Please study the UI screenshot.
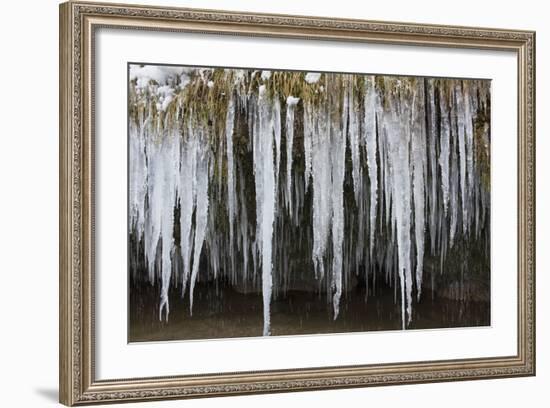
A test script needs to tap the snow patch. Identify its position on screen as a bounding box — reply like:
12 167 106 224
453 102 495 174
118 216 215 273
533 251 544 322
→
305 72 321 84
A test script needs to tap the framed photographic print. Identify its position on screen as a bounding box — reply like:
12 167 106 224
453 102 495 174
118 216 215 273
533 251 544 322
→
59 1 536 405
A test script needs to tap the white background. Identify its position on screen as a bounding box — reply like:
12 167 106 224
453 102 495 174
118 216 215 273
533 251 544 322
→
96 28 517 379
0 0 546 407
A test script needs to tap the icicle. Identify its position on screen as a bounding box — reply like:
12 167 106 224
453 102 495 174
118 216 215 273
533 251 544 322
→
383 79 413 328
129 116 149 239
411 81 427 301
179 134 197 297
285 96 300 216
348 81 361 202
378 110 392 231
303 104 313 190
449 101 459 247
305 75 349 318
439 84 451 214
273 96 282 188
364 76 378 255
310 101 331 281
159 131 179 321
330 76 346 319
226 94 237 257
427 80 438 255
189 144 210 314
253 85 277 336
144 138 164 283
455 84 468 234
248 96 256 152
239 167 250 282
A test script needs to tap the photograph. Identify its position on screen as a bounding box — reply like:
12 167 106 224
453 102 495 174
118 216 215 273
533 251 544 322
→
56 2 536 404
127 64 491 342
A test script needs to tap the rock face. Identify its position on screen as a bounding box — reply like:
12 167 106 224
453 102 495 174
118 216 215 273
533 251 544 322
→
439 281 489 303
129 65 491 334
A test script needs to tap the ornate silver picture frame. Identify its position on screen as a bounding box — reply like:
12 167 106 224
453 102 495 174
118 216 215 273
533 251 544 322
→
59 1 535 405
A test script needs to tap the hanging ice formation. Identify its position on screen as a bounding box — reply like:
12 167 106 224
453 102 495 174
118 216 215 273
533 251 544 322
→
252 84 279 336
129 65 491 333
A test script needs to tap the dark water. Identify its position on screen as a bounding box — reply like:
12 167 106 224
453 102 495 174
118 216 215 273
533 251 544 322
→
129 279 490 342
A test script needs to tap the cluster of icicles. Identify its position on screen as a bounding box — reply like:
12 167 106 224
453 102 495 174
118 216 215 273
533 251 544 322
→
129 65 490 334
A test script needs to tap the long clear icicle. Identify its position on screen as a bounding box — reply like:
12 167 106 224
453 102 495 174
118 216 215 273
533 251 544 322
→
179 135 197 297
427 80 438 256
411 81 427 300
455 84 468 234
439 83 451 215
303 104 313 191
364 76 378 255
330 77 347 319
226 94 237 260
189 142 210 314
158 131 179 321
285 96 300 215
254 86 277 335
129 117 148 239
382 78 414 328
310 100 331 281
273 97 282 188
